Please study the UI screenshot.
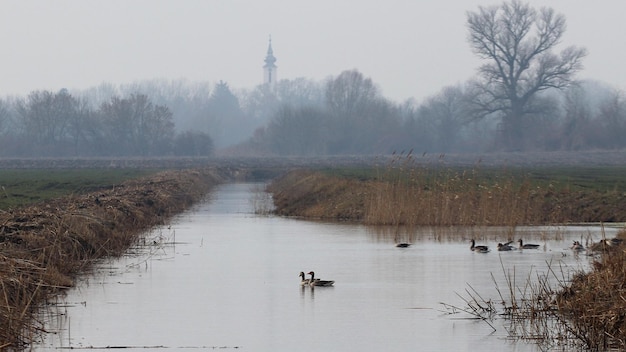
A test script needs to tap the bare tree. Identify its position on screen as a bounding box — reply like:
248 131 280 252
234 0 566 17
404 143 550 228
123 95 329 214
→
99 94 174 156
466 0 586 150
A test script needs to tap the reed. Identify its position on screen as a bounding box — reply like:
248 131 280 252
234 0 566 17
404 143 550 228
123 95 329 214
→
0 169 224 349
268 153 622 226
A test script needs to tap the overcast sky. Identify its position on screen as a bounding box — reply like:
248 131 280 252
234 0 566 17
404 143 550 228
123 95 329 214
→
0 1 623 102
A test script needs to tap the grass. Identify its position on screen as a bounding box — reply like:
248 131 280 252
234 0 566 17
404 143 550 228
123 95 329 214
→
0 169 158 210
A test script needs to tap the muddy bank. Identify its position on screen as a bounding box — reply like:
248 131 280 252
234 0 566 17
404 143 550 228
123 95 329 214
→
0 168 230 349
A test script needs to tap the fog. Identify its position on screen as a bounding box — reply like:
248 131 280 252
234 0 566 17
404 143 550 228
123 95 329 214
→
0 1 625 157
0 1 624 102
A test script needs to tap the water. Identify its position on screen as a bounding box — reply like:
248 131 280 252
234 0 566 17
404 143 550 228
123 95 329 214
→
33 183 620 351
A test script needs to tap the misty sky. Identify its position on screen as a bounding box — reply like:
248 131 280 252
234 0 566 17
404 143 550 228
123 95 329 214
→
1 1 624 102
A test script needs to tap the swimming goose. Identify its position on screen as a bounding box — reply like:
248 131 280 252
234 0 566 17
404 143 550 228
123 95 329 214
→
517 239 540 249
571 241 585 251
604 238 624 246
497 242 515 251
470 239 489 253
299 271 312 286
307 271 335 287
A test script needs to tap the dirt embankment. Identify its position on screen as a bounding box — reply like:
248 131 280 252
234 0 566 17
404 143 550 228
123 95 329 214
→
0 168 231 349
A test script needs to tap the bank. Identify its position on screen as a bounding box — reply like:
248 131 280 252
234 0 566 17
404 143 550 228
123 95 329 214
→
0 168 234 349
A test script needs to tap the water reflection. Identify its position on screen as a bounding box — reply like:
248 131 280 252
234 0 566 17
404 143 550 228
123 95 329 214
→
32 183 621 351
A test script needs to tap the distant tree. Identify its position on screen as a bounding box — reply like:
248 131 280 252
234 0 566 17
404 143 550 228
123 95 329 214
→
324 70 389 153
0 98 9 135
14 89 82 155
173 130 214 156
266 106 329 155
560 85 593 150
99 94 174 156
595 90 626 149
466 0 586 150
325 70 379 118
418 86 471 152
207 81 251 148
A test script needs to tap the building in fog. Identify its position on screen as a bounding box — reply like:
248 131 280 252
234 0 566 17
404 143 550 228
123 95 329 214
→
263 37 277 85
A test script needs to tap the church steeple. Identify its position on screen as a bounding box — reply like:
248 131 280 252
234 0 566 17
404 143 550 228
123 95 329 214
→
263 36 277 85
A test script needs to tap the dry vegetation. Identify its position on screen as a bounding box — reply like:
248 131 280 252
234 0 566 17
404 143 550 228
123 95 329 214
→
555 232 626 350
0 168 228 349
269 169 626 226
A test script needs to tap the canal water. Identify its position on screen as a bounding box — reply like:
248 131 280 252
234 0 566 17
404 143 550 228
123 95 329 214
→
33 183 620 351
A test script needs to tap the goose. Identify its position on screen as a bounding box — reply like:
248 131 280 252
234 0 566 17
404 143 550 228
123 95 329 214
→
517 239 540 249
604 238 624 246
307 271 334 287
571 241 585 251
299 271 312 286
470 239 489 253
497 242 515 251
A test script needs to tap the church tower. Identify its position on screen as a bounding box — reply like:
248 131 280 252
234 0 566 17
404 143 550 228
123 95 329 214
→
263 37 277 85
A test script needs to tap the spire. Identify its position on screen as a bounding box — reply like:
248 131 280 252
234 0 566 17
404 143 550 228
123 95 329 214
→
263 35 277 84
264 36 277 67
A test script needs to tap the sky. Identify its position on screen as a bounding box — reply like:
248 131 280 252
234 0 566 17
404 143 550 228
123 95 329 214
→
0 1 624 103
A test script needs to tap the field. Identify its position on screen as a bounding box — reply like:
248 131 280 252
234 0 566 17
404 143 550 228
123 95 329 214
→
0 169 157 210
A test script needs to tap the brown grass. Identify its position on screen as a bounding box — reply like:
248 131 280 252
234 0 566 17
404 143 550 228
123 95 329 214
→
0 168 226 349
268 167 625 226
555 229 626 350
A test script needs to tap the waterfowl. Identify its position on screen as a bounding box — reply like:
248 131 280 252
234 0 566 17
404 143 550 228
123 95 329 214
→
470 239 489 253
299 271 311 286
571 241 585 251
497 242 515 251
604 238 624 246
517 239 540 249
396 243 411 248
307 271 334 287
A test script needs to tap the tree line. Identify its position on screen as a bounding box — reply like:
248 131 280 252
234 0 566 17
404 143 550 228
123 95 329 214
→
0 89 213 157
0 1 625 157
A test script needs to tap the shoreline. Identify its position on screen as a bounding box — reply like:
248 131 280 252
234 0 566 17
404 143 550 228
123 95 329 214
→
0 168 231 349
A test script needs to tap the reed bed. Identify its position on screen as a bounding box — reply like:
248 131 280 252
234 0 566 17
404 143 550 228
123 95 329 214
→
268 152 625 226
0 169 225 349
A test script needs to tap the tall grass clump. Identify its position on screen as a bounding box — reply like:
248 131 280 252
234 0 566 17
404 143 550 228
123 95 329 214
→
364 151 550 227
268 153 625 226
0 169 225 349
554 229 626 350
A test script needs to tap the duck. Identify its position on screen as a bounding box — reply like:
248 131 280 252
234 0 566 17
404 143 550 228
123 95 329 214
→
395 243 411 248
497 242 515 251
517 239 540 249
299 271 312 286
470 239 489 253
307 271 334 287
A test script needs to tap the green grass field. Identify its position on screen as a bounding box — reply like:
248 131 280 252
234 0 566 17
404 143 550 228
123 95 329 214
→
0 169 157 210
